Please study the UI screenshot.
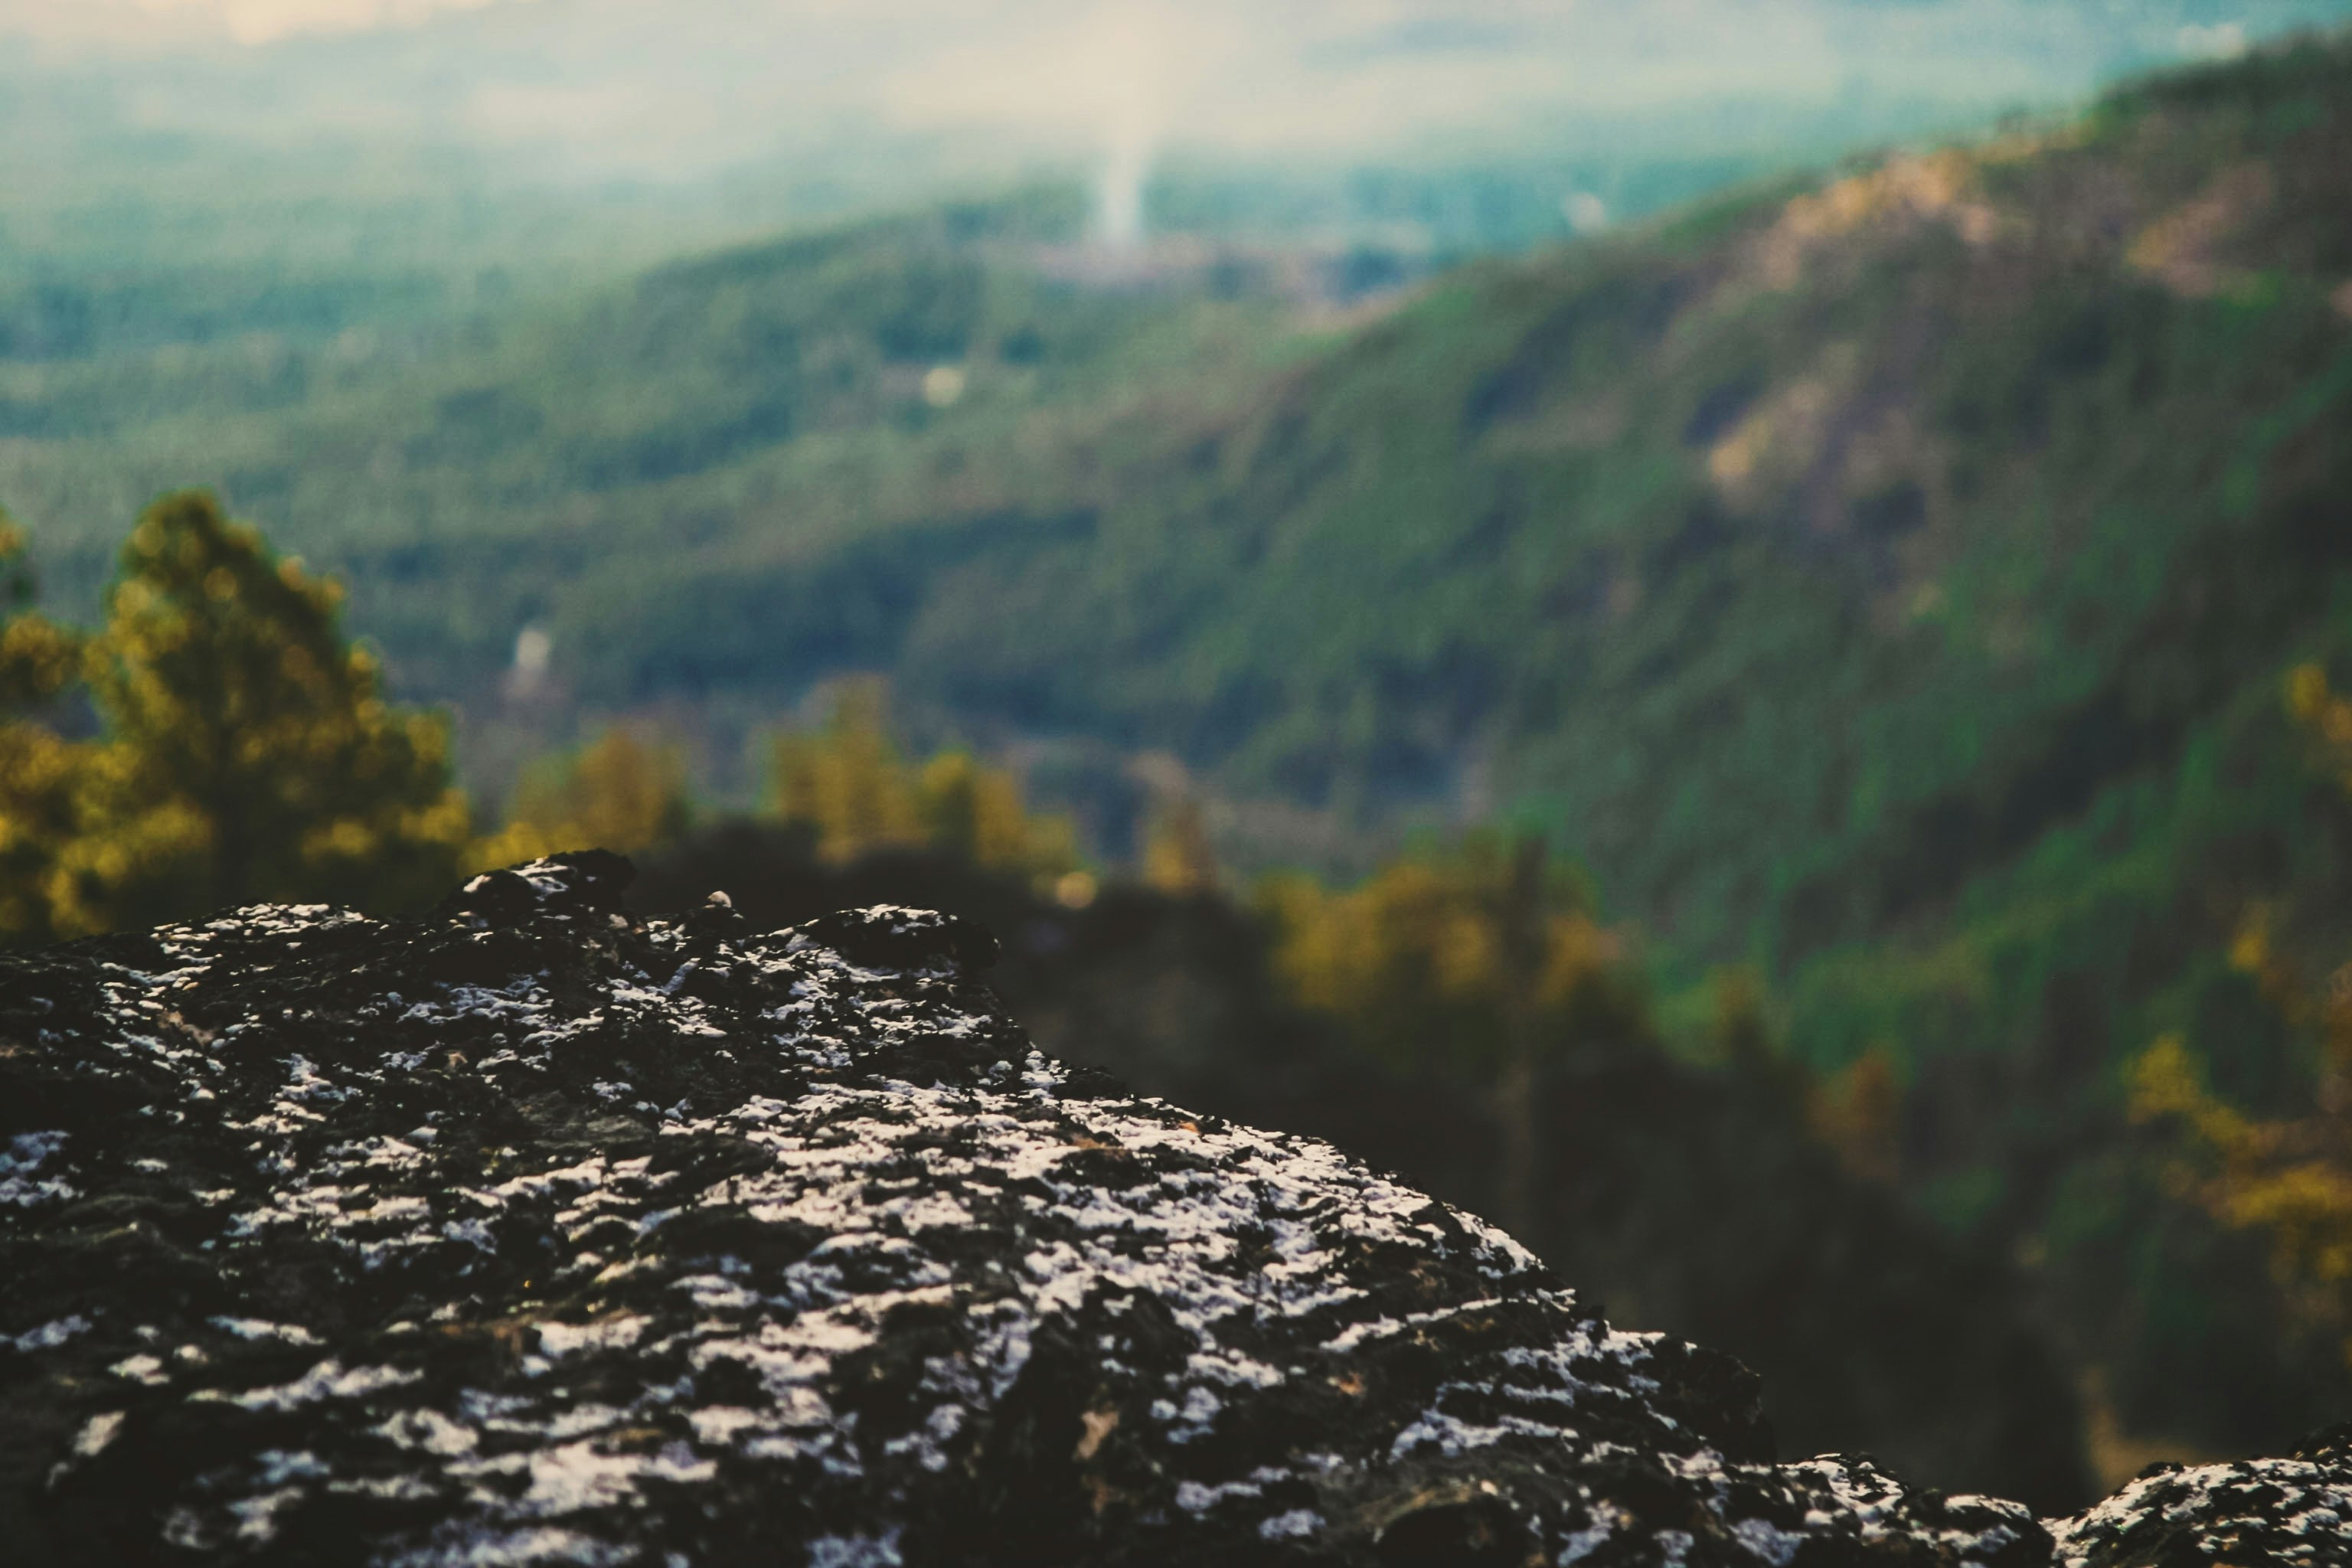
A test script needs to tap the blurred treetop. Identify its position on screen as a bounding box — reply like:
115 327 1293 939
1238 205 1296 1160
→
0 492 468 939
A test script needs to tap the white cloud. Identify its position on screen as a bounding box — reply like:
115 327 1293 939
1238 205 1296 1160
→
2176 21 2249 61
127 0 517 44
0 0 525 44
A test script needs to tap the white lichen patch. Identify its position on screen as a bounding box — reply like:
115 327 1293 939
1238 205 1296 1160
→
1 1129 77 1207
2048 1452 2352 1568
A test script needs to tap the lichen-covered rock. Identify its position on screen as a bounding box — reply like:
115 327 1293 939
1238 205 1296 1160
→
2049 1426 2352 1567
0 854 2334 1565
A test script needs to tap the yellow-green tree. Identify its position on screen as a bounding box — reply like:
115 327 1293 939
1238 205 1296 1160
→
770 680 926 860
50 492 469 933
0 514 90 942
1259 834 1648 1234
1141 795 1220 896
472 727 691 869
2128 662 2352 1361
767 681 1077 878
1809 1044 1905 1184
2131 1035 2352 1318
918 748 1073 871
1259 835 1643 1068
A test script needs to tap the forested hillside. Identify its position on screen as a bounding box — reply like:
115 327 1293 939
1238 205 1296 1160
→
8 30 2352 1460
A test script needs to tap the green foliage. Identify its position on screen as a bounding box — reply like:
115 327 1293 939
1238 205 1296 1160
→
1142 795 1221 897
66 492 470 929
766 680 1079 882
0 514 89 942
2128 663 2352 1365
0 493 469 937
1258 835 1650 1075
472 727 692 869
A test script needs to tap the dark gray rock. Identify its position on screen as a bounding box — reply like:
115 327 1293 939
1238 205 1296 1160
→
626 828 2099 1510
2049 1426 2352 1566
0 854 2337 1564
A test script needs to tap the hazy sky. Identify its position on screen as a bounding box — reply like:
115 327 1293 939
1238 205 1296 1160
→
0 0 2318 57
5 2 2346 189
15 0 514 44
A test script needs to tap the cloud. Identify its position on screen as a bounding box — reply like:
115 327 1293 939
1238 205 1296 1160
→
129 0 516 44
2176 21 2249 61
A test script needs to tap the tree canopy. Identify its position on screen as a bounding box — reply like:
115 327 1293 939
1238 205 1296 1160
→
2132 662 2352 1367
768 679 1079 883
471 727 691 870
0 514 89 942
0 492 469 937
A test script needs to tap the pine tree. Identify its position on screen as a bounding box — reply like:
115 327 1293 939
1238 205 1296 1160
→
1258 835 1650 1239
917 750 1025 868
1141 795 1220 896
769 679 925 861
472 726 691 867
51 492 469 932
1257 834 1647 1073
0 512 89 942
2128 662 2352 1363
916 748 1078 877
765 680 1078 878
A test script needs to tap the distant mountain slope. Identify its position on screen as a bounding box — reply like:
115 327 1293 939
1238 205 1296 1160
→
0 187 1291 680
1060 34 2352 1447
954 35 2352 1439
612 32 2352 1449
5 40 2344 910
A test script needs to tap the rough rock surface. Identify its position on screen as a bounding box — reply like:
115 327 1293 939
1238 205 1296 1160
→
2049 1425 2352 1567
0 853 2341 1565
630 828 2099 1510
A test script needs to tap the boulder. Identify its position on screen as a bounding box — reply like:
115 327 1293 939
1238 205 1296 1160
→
629 827 2097 1508
0 854 2338 1564
2049 1427 2352 1567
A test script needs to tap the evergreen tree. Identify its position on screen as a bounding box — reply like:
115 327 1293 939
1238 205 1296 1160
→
1259 834 1651 1237
51 492 468 932
2128 661 2352 1361
1257 834 1648 1073
916 748 1076 876
770 680 925 861
0 513 89 942
766 680 1077 878
1141 795 1220 896
472 726 691 867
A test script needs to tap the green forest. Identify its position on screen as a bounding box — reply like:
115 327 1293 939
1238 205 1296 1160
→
8 25 2352 1508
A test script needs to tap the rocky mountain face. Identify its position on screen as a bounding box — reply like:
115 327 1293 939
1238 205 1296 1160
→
0 853 2343 1565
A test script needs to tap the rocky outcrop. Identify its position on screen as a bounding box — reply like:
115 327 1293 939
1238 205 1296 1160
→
630 827 2097 1510
0 854 2341 1564
2049 1426 2352 1567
